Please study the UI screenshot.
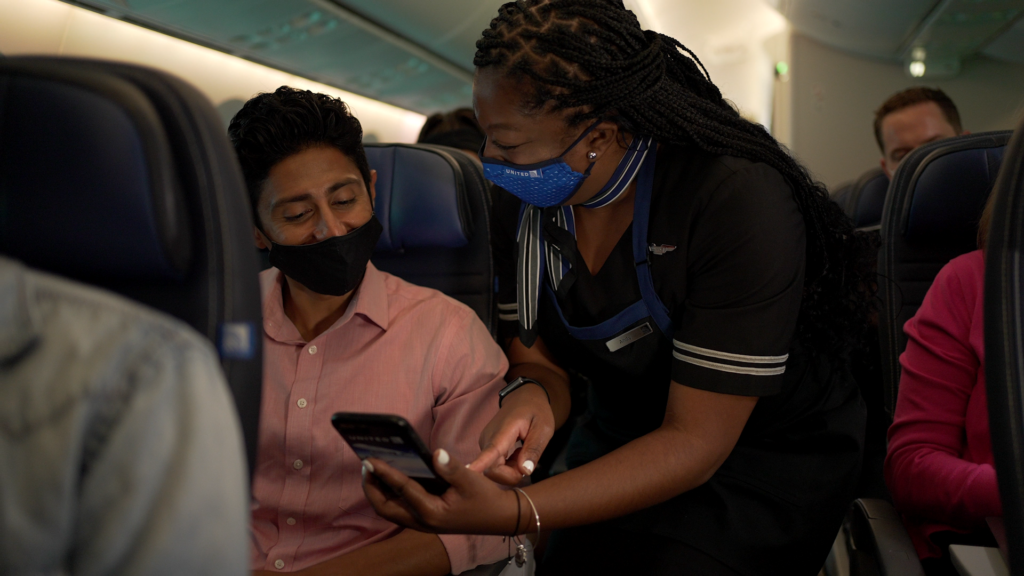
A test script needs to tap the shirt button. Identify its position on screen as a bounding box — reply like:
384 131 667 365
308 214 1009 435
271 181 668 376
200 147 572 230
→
297 398 307 409
286 517 296 525
274 559 285 569
308 345 317 355
293 459 304 470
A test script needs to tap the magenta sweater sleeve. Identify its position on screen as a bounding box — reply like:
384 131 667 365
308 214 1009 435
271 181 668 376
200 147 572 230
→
884 253 1001 529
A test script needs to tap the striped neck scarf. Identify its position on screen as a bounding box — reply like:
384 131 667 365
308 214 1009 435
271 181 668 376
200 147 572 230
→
515 135 654 346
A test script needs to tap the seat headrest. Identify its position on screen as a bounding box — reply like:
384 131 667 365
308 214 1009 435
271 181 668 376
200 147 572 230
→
852 168 889 229
0 59 190 282
896 132 1009 247
365 144 472 253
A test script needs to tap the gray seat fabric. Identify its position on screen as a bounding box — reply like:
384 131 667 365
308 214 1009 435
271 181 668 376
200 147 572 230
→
0 57 263 476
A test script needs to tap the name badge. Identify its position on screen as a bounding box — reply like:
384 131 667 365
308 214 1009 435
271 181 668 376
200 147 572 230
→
605 322 654 352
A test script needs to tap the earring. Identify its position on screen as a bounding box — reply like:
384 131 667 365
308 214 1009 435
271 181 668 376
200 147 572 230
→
587 151 598 160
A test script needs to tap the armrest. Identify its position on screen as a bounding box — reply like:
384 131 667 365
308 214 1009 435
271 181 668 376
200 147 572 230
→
844 498 925 576
948 545 1009 576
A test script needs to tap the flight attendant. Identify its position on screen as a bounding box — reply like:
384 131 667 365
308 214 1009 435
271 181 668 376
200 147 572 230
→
363 1 873 573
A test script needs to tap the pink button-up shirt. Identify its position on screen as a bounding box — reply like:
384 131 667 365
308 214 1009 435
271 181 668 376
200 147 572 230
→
251 263 509 574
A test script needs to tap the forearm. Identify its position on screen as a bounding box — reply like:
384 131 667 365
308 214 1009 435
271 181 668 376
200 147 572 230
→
505 362 571 429
516 424 720 531
886 448 1002 525
293 530 451 576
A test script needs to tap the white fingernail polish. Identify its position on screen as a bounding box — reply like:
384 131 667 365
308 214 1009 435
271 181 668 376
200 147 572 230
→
362 459 375 473
523 460 535 474
437 449 450 466
361 464 367 478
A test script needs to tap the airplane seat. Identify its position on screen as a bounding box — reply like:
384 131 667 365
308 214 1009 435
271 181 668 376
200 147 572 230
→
878 131 1010 420
837 131 1011 576
832 168 889 231
366 143 495 336
0 57 263 476
984 116 1024 575
830 180 855 213
849 168 890 231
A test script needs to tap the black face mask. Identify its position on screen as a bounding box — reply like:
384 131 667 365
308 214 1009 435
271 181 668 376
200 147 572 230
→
267 215 383 296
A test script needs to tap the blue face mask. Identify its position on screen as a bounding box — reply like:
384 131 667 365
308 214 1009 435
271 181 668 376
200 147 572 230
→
480 121 601 207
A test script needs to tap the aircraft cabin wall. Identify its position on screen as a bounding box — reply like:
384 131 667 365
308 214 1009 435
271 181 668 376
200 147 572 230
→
3 0 1024 195
784 32 1024 191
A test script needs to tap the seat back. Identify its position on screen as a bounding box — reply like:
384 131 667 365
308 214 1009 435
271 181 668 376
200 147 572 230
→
985 117 1024 575
878 131 1011 419
830 181 855 213
851 168 890 230
0 57 263 475
367 143 494 335
833 168 889 230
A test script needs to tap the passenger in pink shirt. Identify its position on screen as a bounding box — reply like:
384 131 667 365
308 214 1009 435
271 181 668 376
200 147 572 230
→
228 87 512 575
885 194 1001 573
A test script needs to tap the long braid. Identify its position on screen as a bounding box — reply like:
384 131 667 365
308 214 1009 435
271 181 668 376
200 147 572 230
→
476 0 877 362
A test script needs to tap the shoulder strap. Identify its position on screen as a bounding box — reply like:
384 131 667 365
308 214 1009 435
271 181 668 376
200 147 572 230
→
631 152 675 339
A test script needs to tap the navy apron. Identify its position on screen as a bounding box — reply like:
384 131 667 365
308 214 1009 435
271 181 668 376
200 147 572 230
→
525 151 864 575
530 152 677 461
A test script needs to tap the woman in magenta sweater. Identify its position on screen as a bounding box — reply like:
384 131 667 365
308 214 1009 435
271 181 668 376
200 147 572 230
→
885 194 1001 574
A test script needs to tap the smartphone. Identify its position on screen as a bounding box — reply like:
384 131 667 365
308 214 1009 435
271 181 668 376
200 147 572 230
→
330 412 450 495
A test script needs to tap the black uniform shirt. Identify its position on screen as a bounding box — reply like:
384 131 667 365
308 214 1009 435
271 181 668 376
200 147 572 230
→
492 142 865 573
495 141 812 425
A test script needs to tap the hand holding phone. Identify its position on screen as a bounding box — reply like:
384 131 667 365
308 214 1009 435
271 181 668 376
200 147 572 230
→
331 412 450 495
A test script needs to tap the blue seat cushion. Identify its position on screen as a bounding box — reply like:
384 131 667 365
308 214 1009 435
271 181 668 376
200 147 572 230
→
905 146 1005 245
0 67 190 282
367 145 471 253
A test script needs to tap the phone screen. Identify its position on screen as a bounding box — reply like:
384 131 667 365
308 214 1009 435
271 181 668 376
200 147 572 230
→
331 413 446 494
346 435 435 479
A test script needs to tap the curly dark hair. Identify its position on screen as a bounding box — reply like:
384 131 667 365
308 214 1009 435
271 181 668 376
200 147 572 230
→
227 86 372 227
475 0 877 363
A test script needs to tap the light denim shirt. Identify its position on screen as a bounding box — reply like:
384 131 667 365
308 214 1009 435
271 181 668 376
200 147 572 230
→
0 256 249 575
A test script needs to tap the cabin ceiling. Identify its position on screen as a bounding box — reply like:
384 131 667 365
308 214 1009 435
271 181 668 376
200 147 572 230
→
773 0 1024 67
63 0 504 114
60 0 1024 114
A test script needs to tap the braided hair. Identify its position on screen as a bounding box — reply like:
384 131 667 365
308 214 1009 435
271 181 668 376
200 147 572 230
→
476 0 877 363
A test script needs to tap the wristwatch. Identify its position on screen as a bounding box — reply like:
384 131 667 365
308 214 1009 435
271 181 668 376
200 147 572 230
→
498 376 551 407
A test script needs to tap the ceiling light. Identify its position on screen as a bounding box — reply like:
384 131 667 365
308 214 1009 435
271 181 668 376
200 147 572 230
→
909 61 926 77
911 46 927 61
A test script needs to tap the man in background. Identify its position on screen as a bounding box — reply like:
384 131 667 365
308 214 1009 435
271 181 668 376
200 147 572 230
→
874 87 966 179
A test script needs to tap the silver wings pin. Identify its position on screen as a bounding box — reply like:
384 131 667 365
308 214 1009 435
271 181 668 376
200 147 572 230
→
648 244 677 256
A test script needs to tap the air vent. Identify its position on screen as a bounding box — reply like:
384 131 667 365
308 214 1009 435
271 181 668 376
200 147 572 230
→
61 0 474 113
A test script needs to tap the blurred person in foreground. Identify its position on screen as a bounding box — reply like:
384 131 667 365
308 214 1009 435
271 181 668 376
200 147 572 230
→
0 256 249 575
